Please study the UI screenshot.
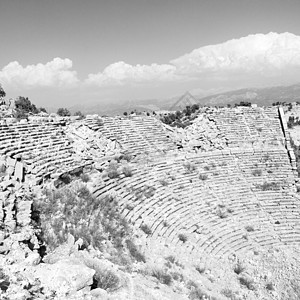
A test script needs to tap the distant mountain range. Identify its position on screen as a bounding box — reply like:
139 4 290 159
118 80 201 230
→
63 82 300 116
197 83 300 107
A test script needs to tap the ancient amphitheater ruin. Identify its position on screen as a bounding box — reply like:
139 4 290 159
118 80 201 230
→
1 101 300 299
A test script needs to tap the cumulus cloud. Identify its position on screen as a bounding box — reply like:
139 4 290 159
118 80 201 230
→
0 58 79 88
171 32 300 76
85 61 177 86
2 32 300 90
86 32 300 86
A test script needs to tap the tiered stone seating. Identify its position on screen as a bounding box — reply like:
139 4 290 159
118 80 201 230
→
93 145 299 259
191 106 286 149
97 116 177 156
0 122 83 182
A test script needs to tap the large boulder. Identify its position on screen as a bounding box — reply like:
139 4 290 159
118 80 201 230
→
30 258 95 293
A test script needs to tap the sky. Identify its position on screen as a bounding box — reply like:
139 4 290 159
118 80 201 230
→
1 0 300 109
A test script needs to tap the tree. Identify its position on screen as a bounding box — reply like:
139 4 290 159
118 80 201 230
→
39 107 48 113
15 96 39 114
123 112 128 116
57 108 71 117
74 111 84 117
0 84 6 98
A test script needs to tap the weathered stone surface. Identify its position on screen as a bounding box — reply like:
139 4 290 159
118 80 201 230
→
14 161 24 182
90 287 108 299
24 252 40 266
16 200 32 226
31 258 95 292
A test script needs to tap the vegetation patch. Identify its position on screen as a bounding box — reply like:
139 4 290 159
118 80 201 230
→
252 169 262 176
221 288 240 300
93 268 120 292
107 161 120 179
234 261 245 275
256 181 280 191
195 265 206 274
151 269 172 285
184 162 197 173
33 185 131 252
178 233 188 243
125 240 146 263
80 173 91 182
140 224 152 235
245 225 255 232
199 174 208 181
239 276 256 290
122 165 133 177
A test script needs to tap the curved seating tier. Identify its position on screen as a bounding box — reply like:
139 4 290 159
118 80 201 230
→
97 116 177 155
0 122 84 181
188 107 286 150
93 148 299 259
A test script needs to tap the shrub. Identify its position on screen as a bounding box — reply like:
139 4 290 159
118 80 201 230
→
0 268 10 292
93 269 120 291
178 233 188 243
195 265 206 274
151 269 172 285
170 271 184 282
245 225 255 232
256 181 280 191
140 224 152 235
122 165 133 177
221 288 240 300
80 173 91 182
59 173 72 185
188 286 209 300
184 162 197 173
163 220 169 227
107 161 119 179
252 169 262 176
143 186 156 198
159 179 169 186
266 283 275 291
0 164 6 175
216 208 228 219
57 107 71 117
125 239 146 263
227 207 234 213
74 111 84 118
107 169 119 179
199 174 208 181
125 203 134 211
239 276 256 290
122 153 133 162
165 256 176 264
234 261 245 275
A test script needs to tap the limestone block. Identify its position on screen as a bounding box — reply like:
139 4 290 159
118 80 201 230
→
16 200 32 226
14 161 24 182
32 258 95 292
24 252 41 266
90 288 108 299
1 179 15 190
7 157 16 168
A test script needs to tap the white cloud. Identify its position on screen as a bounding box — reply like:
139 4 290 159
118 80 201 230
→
171 32 300 75
86 32 300 87
0 58 79 88
85 61 177 86
2 32 300 90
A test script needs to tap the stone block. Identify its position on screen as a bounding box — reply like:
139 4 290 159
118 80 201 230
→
14 161 24 182
32 258 95 292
